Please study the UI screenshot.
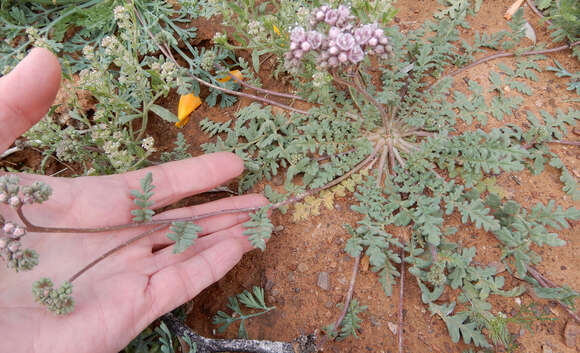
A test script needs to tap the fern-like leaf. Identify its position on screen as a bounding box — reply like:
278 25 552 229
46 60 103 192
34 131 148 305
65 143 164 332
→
130 172 155 222
167 221 201 253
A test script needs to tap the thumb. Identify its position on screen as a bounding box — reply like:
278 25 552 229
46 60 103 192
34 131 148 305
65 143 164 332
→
0 47 61 153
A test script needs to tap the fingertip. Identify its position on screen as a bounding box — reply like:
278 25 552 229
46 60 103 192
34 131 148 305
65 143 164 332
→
0 47 61 152
211 151 245 176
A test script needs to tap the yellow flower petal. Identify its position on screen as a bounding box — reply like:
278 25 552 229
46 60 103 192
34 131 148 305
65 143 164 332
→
175 115 190 128
217 69 243 83
176 93 202 128
273 25 281 36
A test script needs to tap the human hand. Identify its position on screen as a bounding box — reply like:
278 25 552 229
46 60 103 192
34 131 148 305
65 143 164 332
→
0 48 267 353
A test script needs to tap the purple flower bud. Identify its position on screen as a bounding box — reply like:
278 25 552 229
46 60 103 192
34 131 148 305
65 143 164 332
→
337 5 351 19
301 41 311 52
374 28 384 38
336 33 355 51
290 42 298 51
320 5 329 13
290 27 306 43
324 9 338 25
328 46 339 55
315 10 325 21
354 25 374 45
293 49 304 59
338 52 348 63
379 36 389 45
375 45 385 54
0 193 7 203
3 222 14 234
8 196 20 207
328 27 340 40
368 37 378 47
320 51 330 60
12 227 25 238
307 31 324 50
348 45 365 63
328 56 339 67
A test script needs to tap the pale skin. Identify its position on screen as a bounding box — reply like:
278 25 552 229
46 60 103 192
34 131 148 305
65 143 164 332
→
0 48 267 353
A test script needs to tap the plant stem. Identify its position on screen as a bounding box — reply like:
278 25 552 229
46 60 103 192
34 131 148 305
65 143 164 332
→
549 140 580 146
16 147 380 285
525 264 580 323
398 244 405 353
450 41 580 78
331 71 389 130
215 63 306 101
428 41 580 91
316 255 361 350
133 7 309 116
68 224 167 283
526 0 553 26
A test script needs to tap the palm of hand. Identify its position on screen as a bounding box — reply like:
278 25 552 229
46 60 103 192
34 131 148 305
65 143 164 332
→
0 156 265 353
0 49 266 353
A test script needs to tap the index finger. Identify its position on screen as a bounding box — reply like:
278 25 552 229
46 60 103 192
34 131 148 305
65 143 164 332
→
117 151 245 208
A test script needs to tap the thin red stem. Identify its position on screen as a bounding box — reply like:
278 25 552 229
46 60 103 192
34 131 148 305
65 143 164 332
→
526 0 553 26
525 264 580 323
398 245 405 353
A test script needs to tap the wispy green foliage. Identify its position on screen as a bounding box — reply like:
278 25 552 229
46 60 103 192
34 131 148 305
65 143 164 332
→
335 299 368 341
546 60 580 94
429 302 491 348
160 132 193 163
167 222 201 254
212 286 274 339
130 172 155 222
243 207 273 251
155 321 197 353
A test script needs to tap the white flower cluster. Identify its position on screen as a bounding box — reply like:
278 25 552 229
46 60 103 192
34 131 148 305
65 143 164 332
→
141 136 156 152
285 4 392 70
91 124 133 171
113 5 131 30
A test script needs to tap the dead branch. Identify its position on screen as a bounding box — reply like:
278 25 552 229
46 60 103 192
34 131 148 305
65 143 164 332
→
525 265 580 323
161 313 317 353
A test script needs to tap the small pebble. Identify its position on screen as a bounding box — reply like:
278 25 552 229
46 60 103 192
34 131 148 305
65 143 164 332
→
514 297 522 306
272 175 284 186
542 345 552 353
325 300 334 309
370 316 382 327
287 272 295 282
564 320 579 347
271 288 280 297
297 263 309 273
387 321 398 335
317 272 330 291
274 225 284 233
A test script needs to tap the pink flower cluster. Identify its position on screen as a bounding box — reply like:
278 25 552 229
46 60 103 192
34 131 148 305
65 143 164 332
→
285 5 393 70
0 219 27 265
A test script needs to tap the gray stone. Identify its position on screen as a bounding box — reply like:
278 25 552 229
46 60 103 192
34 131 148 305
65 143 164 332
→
317 272 330 291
